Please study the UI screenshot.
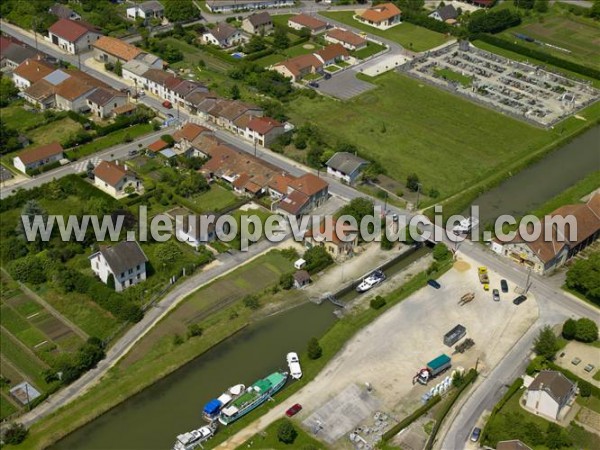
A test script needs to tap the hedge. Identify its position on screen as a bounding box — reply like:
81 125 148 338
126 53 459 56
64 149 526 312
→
481 377 524 443
26 160 61 176
402 9 452 35
474 34 600 80
198 44 239 64
246 48 275 61
382 395 441 442
425 368 478 450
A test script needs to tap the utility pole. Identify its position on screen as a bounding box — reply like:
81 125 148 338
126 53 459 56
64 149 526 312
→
524 266 532 294
383 191 388 215
415 183 422 211
33 18 39 52
253 138 257 157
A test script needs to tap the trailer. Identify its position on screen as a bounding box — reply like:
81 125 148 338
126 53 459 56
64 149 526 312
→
444 324 466 347
414 354 452 385
458 292 475 306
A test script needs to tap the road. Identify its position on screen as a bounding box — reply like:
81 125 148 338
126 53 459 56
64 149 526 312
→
2 18 599 447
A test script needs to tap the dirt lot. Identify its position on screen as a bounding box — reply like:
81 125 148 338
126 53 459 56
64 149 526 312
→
555 341 600 386
219 255 538 448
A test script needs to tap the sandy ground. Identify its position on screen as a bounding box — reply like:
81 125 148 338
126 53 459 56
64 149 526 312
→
217 254 539 449
555 341 600 387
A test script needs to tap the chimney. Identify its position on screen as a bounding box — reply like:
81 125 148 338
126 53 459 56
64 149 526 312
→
115 159 119 166
124 164 128 171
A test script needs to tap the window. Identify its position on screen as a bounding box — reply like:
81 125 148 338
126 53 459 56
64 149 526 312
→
136 264 140 271
120 272 125 278
128 268 133 274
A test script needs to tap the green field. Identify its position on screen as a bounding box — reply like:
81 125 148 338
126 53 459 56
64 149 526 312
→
238 418 326 450
26 117 82 148
166 37 234 73
0 393 18 420
286 71 600 199
0 102 49 131
352 41 387 60
185 185 238 212
68 123 154 160
498 10 600 71
320 11 450 52
434 68 472 87
0 329 49 391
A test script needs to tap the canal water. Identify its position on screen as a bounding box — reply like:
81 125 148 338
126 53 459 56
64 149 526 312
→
468 126 600 224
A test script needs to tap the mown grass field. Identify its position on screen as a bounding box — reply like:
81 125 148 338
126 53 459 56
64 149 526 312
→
286 71 600 199
352 41 387 59
0 102 48 131
320 11 451 52
25 117 82 148
185 184 238 212
68 123 154 160
238 418 326 450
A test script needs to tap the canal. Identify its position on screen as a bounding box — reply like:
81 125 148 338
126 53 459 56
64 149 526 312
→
468 126 600 224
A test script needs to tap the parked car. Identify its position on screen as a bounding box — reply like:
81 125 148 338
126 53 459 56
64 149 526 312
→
427 279 441 289
500 279 508 293
324 73 332 80
584 364 595 373
513 295 527 305
470 427 481 442
492 289 500 302
162 100 172 109
285 403 302 417
308 81 319 88
571 357 581 366
128 149 138 156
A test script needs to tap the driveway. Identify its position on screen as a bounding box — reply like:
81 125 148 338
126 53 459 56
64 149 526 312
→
317 69 376 100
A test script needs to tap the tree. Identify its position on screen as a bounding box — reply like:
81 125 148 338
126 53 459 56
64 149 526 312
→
106 273 116 290
8 255 46 284
188 323 203 338
561 318 577 340
370 296 386 310
155 241 183 267
533 326 558 360
86 160 95 179
277 420 298 444
230 84 241 100
279 272 294 290
0 74 19 107
406 173 420 192
244 34 266 53
337 197 374 223
303 246 333 274
177 171 209 197
161 134 175 146
433 243 451 261
579 380 592 397
361 161 384 183
163 0 197 22
565 253 600 305
114 59 123 77
534 0 549 13
0 121 21 154
243 294 260 310
2 423 28 445
307 337 322 360
273 26 290 50
574 318 598 343
545 422 571 449
516 0 535 9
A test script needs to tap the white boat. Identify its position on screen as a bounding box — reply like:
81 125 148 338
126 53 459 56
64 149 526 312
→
452 217 479 234
173 422 216 450
286 352 302 380
202 384 245 421
356 270 385 293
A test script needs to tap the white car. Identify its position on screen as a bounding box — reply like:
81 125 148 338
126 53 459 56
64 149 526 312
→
286 352 302 380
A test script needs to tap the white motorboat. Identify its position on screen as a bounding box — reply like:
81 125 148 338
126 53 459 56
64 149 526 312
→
286 352 302 380
173 422 216 450
356 270 385 293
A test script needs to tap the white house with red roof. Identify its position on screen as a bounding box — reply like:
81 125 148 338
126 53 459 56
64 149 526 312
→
47 18 103 54
13 142 64 174
93 160 142 199
246 116 285 147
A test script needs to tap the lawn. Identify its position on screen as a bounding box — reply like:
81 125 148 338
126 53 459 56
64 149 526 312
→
352 41 387 60
434 68 472 87
255 42 324 68
166 37 234 73
25 117 82 148
271 14 294 29
0 393 18 420
0 102 48 131
238 418 326 450
0 304 47 348
325 65 341 73
320 11 450 52
68 123 154 160
185 185 238 212
594 369 600 381
286 71 600 200
498 8 600 71
577 395 600 414
0 329 49 391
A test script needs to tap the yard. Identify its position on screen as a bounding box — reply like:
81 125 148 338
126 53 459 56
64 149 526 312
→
165 37 235 74
184 184 239 212
320 11 451 52
0 102 49 131
67 123 154 160
286 71 600 200
255 42 324 67
351 41 387 60
239 418 326 450
25 117 82 148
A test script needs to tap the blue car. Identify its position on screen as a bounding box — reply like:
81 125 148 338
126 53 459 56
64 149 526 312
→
427 279 441 289
470 427 481 442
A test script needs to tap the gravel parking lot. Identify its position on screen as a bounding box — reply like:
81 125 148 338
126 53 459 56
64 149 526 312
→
317 69 376 100
555 341 600 386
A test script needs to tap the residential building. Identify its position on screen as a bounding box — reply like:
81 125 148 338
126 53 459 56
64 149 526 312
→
202 23 246 48
47 18 102 54
49 4 81 20
55 76 96 112
112 103 137 117
277 173 329 217
0 37 40 70
242 12 274 35
213 100 263 131
491 194 600 274
122 58 152 87
185 90 219 117
205 0 294 13
93 36 144 65
172 122 212 156
23 80 56 109
293 270 310 288
268 173 295 199
89 241 148 292
13 142 64 174
314 43 349 66
325 28 367 51
86 88 128 118
496 441 533 450
245 116 284 147
304 216 358 259
429 5 459 23
271 53 323 82
12 59 54 90
357 3 402 29
141 68 172 98
148 138 170 153
326 152 368 184
171 80 208 108
126 1 164 23
93 160 142 198
287 14 328 35
176 214 218 249
524 371 576 420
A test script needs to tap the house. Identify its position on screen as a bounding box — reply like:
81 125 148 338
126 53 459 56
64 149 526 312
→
89 240 148 292
112 103 137 117
86 88 128 118
205 0 294 13
202 23 245 48
524 371 577 420
357 3 402 30
245 116 284 147
277 173 329 217
140 68 171 98
176 214 218 249
429 5 459 23
126 1 164 23
93 36 144 65
242 12 274 35
12 59 54 90
49 3 81 21
172 122 212 156
171 80 207 107
93 160 142 198
271 53 323 82
0 37 40 70
13 142 64 174
54 76 96 112
304 216 358 259
325 28 367 51
148 139 170 153
315 44 349 66
122 59 152 87
212 100 263 131
287 14 328 35
326 152 368 184
492 194 600 274
47 18 102 54
268 173 295 199
496 441 533 450
23 80 56 109
293 270 310 288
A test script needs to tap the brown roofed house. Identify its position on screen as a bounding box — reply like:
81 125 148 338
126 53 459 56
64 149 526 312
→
358 2 402 29
325 28 367 51
48 18 102 54
93 36 143 64
242 12 274 35
525 371 576 420
287 14 328 34
13 142 64 174
496 441 533 450
202 22 244 48
12 59 55 89
86 87 128 118
246 116 284 147
315 43 349 66
93 160 142 198
303 216 358 259
272 53 323 82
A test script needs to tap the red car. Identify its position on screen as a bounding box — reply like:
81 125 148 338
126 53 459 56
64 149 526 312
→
285 403 302 417
162 100 172 109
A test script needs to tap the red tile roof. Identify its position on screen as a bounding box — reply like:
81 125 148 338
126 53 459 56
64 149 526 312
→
304 216 358 244
17 142 64 165
13 59 54 84
360 3 401 23
93 160 135 187
315 43 349 62
289 173 328 197
268 174 295 195
278 189 309 215
48 18 99 42
55 76 95 101
275 53 322 77
326 28 366 47
148 139 170 152
173 123 210 143
247 116 282 135
93 36 143 62
289 14 327 31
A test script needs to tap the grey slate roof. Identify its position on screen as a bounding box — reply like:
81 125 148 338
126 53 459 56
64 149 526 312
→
528 370 575 404
326 152 368 176
49 4 79 20
2 44 38 65
98 241 148 275
210 23 238 43
139 0 164 14
435 5 458 21
247 12 272 27
43 70 71 86
87 88 124 106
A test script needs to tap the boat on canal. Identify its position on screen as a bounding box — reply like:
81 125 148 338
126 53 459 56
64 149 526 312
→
202 384 245 422
173 422 217 450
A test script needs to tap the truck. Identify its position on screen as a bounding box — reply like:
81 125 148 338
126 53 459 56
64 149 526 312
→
414 354 452 385
478 266 489 290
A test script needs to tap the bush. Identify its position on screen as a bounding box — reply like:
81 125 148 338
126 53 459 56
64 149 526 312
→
8 255 46 284
304 246 333 274
562 318 577 340
173 334 184 346
370 295 386 310
243 294 260 310
433 243 451 261
579 380 592 397
279 272 294 290
468 9 521 34
382 395 441 442
574 318 598 343
307 337 322 360
277 420 298 444
2 423 28 445
188 324 203 338
533 325 558 360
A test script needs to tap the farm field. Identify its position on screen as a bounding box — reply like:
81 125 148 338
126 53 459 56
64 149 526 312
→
286 71 600 199
320 11 451 52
